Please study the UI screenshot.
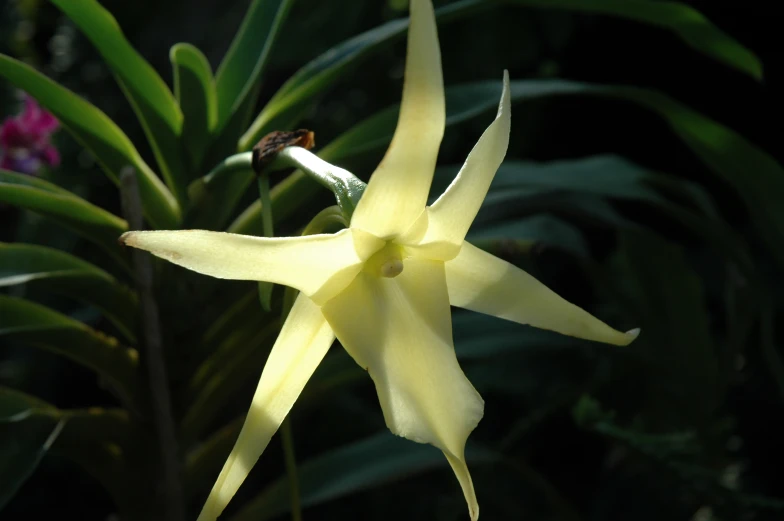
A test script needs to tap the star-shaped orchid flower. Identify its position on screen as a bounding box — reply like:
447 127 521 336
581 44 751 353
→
121 1 638 519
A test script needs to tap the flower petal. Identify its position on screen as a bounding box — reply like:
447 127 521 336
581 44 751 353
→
197 294 334 521
405 72 511 258
350 0 445 239
120 228 384 304
446 241 639 346
321 258 483 520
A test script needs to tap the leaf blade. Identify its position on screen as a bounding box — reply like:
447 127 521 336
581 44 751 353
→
0 242 138 342
0 296 141 412
214 0 296 130
0 55 180 229
0 388 62 511
0 170 129 268
171 43 218 173
49 0 188 204
506 0 762 80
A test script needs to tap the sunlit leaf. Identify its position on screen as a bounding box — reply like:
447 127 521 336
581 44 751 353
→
0 55 180 229
49 0 188 204
171 43 217 173
239 0 489 151
0 170 129 268
214 0 295 131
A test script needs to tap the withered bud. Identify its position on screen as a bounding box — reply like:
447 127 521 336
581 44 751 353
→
251 129 315 173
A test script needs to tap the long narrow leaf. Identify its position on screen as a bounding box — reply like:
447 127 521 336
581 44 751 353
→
506 0 762 80
0 388 62 510
0 170 129 268
0 55 180 229
239 0 488 151
229 433 498 521
171 43 217 173
232 80 782 274
49 0 188 204
214 0 295 131
0 242 138 342
0 296 142 413
241 0 760 152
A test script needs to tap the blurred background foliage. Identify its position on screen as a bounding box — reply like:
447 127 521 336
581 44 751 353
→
1 0 783 520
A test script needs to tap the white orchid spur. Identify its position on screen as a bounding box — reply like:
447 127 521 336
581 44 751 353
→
121 0 638 519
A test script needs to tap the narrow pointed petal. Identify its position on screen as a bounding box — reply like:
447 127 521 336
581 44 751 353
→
197 295 334 521
321 258 483 519
446 242 639 346
405 72 511 258
445 451 480 521
120 228 384 304
350 0 445 239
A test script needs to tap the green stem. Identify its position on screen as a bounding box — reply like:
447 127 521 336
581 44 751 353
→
201 152 254 188
256 173 275 310
257 174 274 238
301 205 348 235
280 418 303 521
269 147 366 221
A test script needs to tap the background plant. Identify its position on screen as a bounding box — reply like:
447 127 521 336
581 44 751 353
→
1 0 782 520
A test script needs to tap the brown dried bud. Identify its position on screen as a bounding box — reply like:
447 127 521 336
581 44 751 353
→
251 129 315 173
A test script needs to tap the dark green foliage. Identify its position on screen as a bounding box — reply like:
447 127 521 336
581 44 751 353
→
1 1 781 520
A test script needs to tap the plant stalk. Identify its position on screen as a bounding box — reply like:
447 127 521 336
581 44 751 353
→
120 167 184 521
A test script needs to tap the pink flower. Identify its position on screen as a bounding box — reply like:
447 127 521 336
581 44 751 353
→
0 95 61 175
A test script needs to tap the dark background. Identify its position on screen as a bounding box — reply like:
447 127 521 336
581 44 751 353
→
1 0 782 520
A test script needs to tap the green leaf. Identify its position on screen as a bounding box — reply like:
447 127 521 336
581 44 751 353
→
0 296 142 413
228 432 498 521
505 0 762 80
240 0 760 153
0 170 129 268
49 0 188 204
435 155 751 273
613 233 721 428
239 0 489 151
0 388 62 511
171 43 217 174
214 0 295 132
469 215 589 258
180 322 279 440
228 81 590 234
458 81 779 269
585 85 784 268
0 242 138 342
0 55 180 229
0 388 54 421
248 79 778 273
186 153 255 229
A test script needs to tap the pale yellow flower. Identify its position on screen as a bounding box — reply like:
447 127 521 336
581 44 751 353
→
121 0 637 519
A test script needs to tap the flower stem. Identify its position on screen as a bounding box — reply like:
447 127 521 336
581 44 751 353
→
257 174 274 238
257 173 275 310
120 167 184 521
269 147 366 221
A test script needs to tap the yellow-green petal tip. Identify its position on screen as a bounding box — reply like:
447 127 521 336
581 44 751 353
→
624 328 641 343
